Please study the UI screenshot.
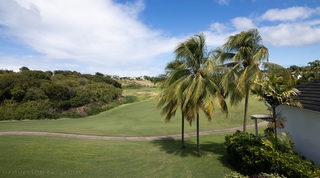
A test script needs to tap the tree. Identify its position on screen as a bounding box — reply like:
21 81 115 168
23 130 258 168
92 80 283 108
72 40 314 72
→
158 59 187 148
158 34 228 156
19 66 30 72
289 60 320 84
158 81 186 147
251 62 301 145
288 65 302 81
95 72 104 77
214 29 269 132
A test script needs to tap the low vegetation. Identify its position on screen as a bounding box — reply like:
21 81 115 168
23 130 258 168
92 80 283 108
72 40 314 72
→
224 131 320 177
0 68 124 120
288 60 320 84
225 172 286 178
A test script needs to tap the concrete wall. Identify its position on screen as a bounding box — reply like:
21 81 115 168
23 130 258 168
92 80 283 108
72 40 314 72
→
278 105 320 166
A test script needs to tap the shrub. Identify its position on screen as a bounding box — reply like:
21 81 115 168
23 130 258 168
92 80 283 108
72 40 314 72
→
225 131 268 175
224 131 320 178
86 106 105 116
0 100 51 120
42 83 71 101
123 83 144 89
225 171 248 178
224 172 287 178
124 95 138 103
0 69 123 120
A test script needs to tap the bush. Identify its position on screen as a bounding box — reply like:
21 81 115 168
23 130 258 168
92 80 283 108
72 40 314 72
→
225 171 248 178
224 172 287 178
124 95 138 103
86 106 105 116
0 100 51 120
224 131 320 178
123 83 144 89
225 131 268 175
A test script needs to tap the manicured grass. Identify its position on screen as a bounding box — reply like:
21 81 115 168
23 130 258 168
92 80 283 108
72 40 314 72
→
0 96 268 136
122 87 158 96
0 134 234 178
122 87 158 101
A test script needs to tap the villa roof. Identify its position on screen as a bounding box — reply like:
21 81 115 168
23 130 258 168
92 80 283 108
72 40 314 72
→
296 79 320 112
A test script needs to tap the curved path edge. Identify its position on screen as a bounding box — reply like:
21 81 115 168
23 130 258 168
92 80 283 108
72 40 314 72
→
0 121 268 141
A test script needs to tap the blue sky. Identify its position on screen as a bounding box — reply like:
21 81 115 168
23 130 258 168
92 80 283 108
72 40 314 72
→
0 0 319 76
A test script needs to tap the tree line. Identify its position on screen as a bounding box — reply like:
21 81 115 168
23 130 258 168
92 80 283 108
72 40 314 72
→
288 59 320 84
0 67 122 120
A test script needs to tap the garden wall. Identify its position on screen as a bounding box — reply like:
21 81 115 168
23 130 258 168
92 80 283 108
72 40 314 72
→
278 105 320 166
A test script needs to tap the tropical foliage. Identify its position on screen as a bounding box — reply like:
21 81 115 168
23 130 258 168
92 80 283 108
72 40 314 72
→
158 34 228 156
251 63 301 143
225 131 320 177
0 67 122 120
288 59 320 84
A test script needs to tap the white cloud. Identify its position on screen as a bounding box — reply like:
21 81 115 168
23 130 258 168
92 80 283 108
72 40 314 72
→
231 17 256 31
216 0 230 5
0 54 167 77
209 22 230 33
204 31 231 47
117 0 145 18
260 20 320 46
205 7 320 47
259 6 320 46
261 6 318 22
0 0 180 76
205 18 256 47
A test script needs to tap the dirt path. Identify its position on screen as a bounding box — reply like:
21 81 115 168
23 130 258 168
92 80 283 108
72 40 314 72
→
0 121 268 141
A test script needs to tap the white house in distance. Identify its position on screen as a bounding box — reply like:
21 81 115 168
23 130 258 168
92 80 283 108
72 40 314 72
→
278 79 320 166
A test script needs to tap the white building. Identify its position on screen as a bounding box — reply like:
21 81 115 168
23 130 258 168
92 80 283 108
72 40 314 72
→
278 79 320 166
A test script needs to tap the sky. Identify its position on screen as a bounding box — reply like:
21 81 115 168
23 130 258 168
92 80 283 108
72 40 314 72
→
0 0 319 77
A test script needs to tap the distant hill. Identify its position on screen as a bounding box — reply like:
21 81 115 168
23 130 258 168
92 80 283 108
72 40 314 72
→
0 68 123 120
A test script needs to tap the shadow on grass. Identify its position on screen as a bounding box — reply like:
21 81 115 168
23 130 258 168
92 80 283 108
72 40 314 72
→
151 138 234 169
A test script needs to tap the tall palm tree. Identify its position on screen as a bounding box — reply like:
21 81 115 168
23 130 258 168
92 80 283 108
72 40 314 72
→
214 29 269 132
158 34 228 157
158 60 186 148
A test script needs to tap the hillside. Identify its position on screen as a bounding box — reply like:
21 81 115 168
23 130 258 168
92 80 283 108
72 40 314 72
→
0 68 123 120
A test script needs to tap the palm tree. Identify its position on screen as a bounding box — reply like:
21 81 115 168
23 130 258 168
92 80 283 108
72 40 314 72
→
213 29 268 132
251 62 301 145
158 60 186 148
158 34 228 157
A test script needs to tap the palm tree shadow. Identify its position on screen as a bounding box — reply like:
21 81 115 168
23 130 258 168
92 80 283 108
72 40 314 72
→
151 138 234 169
152 138 198 157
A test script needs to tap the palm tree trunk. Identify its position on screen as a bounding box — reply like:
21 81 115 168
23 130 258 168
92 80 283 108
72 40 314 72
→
272 106 278 147
182 111 185 148
196 112 201 157
243 86 250 132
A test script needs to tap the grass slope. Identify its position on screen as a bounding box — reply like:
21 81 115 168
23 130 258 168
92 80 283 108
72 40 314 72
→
0 96 267 136
0 134 233 178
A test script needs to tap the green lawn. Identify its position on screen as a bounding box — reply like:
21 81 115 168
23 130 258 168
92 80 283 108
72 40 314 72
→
0 134 234 178
122 87 158 96
0 128 266 178
122 87 158 101
0 96 267 136
0 89 268 178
